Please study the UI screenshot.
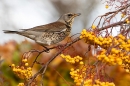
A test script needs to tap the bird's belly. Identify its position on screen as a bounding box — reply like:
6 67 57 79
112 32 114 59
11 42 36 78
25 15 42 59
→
35 32 69 46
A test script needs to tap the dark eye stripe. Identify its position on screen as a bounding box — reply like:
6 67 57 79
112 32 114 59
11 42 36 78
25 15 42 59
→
68 14 73 16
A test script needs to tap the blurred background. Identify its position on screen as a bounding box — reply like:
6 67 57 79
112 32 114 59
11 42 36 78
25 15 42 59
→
1 0 129 86
0 0 108 44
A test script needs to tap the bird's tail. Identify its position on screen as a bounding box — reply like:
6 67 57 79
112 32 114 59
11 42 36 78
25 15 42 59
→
3 30 18 34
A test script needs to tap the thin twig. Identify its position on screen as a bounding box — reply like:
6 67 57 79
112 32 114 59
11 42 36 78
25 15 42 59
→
26 38 81 86
31 46 57 67
97 20 126 31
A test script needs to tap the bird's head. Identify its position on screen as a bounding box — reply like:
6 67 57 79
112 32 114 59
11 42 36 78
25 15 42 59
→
58 13 81 27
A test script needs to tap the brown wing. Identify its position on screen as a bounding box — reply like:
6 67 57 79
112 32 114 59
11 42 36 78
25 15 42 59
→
24 21 67 32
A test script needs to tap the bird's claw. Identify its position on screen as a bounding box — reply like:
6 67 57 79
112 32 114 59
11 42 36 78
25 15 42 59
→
43 46 50 53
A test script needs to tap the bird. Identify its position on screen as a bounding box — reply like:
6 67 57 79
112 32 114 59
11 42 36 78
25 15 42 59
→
3 13 81 49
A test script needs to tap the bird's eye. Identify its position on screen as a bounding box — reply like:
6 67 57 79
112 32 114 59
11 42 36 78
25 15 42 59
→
68 14 72 17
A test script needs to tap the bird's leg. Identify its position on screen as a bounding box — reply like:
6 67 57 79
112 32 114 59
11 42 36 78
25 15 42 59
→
42 46 50 53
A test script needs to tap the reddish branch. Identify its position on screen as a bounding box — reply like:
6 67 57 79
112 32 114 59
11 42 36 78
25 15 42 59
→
103 3 130 16
96 3 130 31
97 20 126 31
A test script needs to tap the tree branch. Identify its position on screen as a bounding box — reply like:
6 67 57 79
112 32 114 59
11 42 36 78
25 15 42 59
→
26 37 81 86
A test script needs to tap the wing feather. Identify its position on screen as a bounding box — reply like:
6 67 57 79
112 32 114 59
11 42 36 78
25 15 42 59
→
24 22 67 32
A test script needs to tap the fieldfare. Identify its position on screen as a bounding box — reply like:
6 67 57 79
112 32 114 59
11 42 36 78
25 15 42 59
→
3 13 81 49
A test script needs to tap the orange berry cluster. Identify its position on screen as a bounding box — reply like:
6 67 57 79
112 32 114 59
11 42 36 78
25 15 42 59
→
126 18 130 24
70 67 86 85
60 54 83 64
70 67 115 86
10 59 32 79
80 29 113 49
80 29 130 72
97 49 123 65
105 4 109 9
92 24 96 29
121 53 130 73
118 34 130 52
17 83 24 86
94 79 115 86
121 13 126 18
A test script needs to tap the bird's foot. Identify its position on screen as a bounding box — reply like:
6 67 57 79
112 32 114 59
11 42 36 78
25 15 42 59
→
43 46 50 53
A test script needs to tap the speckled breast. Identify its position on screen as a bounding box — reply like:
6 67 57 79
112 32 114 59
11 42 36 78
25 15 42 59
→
35 30 70 46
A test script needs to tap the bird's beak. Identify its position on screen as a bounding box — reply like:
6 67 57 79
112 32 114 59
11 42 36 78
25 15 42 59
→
74 13 81 17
